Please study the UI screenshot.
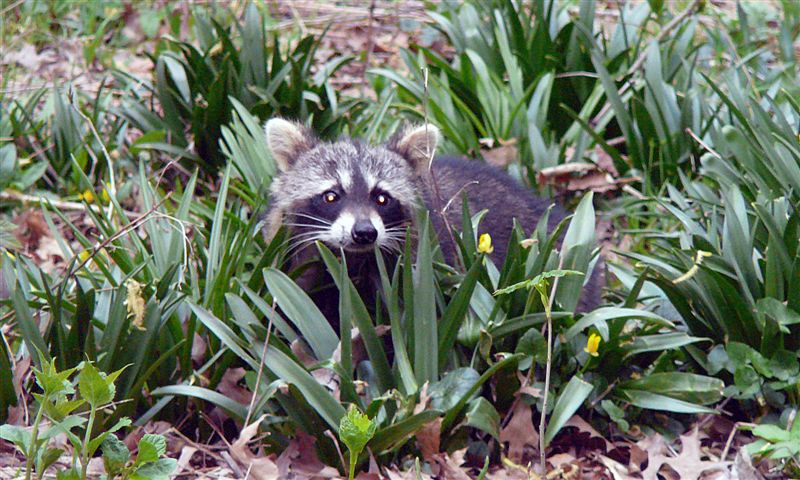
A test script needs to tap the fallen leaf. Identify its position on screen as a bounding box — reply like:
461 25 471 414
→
432 452 471 479
2 44 58 72
416 417 442 463
276 430 340 478
191 332 206 364
549 452 577 469
733 447 764 480
483 144 519 168
230 414 279 480
13 210 49 253
597 454 638 480
173 445 198 477
218 367 252 405
638 427 729 480
500 398 539 464
563 415 615 452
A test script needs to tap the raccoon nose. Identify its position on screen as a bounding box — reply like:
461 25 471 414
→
352 220 378 245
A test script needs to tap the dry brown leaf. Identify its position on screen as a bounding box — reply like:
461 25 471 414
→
13 210 49 252
276 430 340 479
355 473 382 480
230 414 280 480
416 417 442 463
333 325 391 367
639 427 729 480
292 338 339 393
597 454 638 480
385 467 434 480
413 382 431 415
125 279 146 330
486 465 530 480
292 339 320 367
483 144 519 168
173 445 199 477
500 399 539 464
593 145 618 175
431 452 471 479
217 367 252 405
564 415 615 452
567 171 618 193
733 447 764 480
549 452 577 469
2 43 58 72
191 332 207 364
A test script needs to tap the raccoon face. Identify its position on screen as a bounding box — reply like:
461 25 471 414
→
264 119 439 254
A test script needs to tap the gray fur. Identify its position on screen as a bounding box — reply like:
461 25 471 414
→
262 119 601 325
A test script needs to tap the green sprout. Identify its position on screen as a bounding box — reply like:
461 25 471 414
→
339 404 377 480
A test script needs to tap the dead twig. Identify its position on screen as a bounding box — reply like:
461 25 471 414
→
0 190 138 219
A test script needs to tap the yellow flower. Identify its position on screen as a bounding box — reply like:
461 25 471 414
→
584 333 601 357
79 189 95 203
477 233 494 254
101 183 112 203
78 250 90 263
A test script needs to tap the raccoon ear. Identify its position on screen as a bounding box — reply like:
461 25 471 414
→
264 118 316 172
388 124 440 174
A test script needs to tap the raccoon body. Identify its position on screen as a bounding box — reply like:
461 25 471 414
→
263 119 598 326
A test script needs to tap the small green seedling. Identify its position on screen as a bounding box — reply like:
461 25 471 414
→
102 433 178 480
339 404 377 480
0 354 175 480
744 414 800 474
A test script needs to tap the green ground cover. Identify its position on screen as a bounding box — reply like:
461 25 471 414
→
1 0 799 477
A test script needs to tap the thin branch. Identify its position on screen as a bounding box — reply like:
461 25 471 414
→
244 299 276 427
0 190 138 219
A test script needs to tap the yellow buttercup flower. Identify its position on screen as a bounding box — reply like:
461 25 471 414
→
584 333 601 357
477 233 494 254
101 183 112 203
79 189 95 203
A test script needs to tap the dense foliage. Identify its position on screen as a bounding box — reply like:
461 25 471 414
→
2 0 799 476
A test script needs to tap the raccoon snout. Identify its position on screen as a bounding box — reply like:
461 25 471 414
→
352 220 378 245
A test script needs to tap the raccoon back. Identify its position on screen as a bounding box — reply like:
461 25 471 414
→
424 156 567 263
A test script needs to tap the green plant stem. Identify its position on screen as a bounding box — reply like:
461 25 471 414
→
348 454 356 480
25 399 46 480
538 296 552 475
80 406 96 480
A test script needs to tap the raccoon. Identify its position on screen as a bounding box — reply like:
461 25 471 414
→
262 118 600 325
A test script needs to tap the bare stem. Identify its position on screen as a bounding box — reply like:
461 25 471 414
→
244 300 276 427
538 294 552 474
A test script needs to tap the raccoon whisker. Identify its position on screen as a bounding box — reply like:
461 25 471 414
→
285 235 327 257
384 221 412 229
382 231 407 241
286 230 328 243
289 213 333 225
283 222 334 229
384 228 410 236
283 230 328 248
380 241 403 254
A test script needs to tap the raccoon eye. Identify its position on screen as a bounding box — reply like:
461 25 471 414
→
375 193 391 206
323 191 339 203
